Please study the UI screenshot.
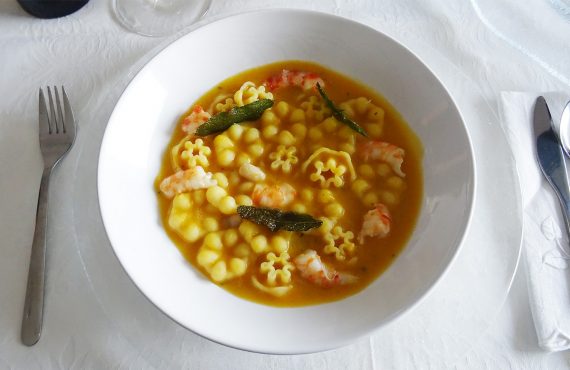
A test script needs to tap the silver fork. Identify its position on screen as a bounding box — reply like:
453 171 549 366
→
21 86 76 346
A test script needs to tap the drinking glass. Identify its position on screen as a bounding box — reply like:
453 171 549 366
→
113 0 211 37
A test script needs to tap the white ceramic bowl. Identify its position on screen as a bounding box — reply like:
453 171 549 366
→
98 10 475 354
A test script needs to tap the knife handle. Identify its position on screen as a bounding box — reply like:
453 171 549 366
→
549 179 570 237
559 198 570 237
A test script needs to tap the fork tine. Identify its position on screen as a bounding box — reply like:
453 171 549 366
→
47 86 58 133
54 87 65 133
38 88 50 135
62 86 75 138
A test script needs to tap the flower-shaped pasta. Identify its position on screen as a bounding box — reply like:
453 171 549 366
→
300 95 331 122
251 279 291 297
168 193 206 243
177 138 212 168
207 93 232 113
302 148 356 188
260 252 294 286
169 136 188 171
323 226 356 261
214 96 235 113
252 252 294 297
269 145 298 173
210 82 273 113
197 230 250 282
233 81 273 107
311 160 346 188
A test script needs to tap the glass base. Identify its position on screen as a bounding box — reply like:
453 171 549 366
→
113 0 211 37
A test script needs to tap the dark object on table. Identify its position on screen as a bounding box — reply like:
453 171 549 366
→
17 0 89 19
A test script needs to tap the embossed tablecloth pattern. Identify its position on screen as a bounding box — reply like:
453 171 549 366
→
1 0 569 369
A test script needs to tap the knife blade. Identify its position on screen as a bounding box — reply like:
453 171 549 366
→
534 96 570 233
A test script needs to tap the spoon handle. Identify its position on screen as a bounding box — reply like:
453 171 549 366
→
544 152 570 237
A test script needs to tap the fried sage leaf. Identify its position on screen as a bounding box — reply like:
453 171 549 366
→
316 83 368 137
237 205 323 232
195 99 274 136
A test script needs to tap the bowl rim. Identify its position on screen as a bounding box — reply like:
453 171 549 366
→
97 8 477 354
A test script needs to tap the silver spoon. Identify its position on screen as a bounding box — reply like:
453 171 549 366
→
559 101 570 158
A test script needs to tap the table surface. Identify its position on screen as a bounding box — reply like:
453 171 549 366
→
1 0 569 369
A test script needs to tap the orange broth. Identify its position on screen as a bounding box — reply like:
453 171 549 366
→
157 60 423 306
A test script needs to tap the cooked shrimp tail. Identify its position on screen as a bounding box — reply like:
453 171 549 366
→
263 69 325 91
293 249 357 288
159 166 216 198
358 203 391 244
360 141 405 177
181 105 211 135
251 183 296 208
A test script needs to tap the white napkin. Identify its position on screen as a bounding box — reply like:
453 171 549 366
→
500 91 570 352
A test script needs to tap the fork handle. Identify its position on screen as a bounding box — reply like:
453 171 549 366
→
21 168 51 346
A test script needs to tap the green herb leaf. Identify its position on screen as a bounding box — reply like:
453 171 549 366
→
316 83 368 137
195 99 274 136
237 205 323 232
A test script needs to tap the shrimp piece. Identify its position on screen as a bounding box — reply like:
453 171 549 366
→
251 183 296 208
263 69 325 91
293 249 357 288
358 203 391 244
360 141 405 177
159 166 216 198
181 105 211 135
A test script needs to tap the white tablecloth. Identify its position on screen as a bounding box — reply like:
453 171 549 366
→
1 0 569 368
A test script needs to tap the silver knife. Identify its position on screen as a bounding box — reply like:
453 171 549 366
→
534 96 570 234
